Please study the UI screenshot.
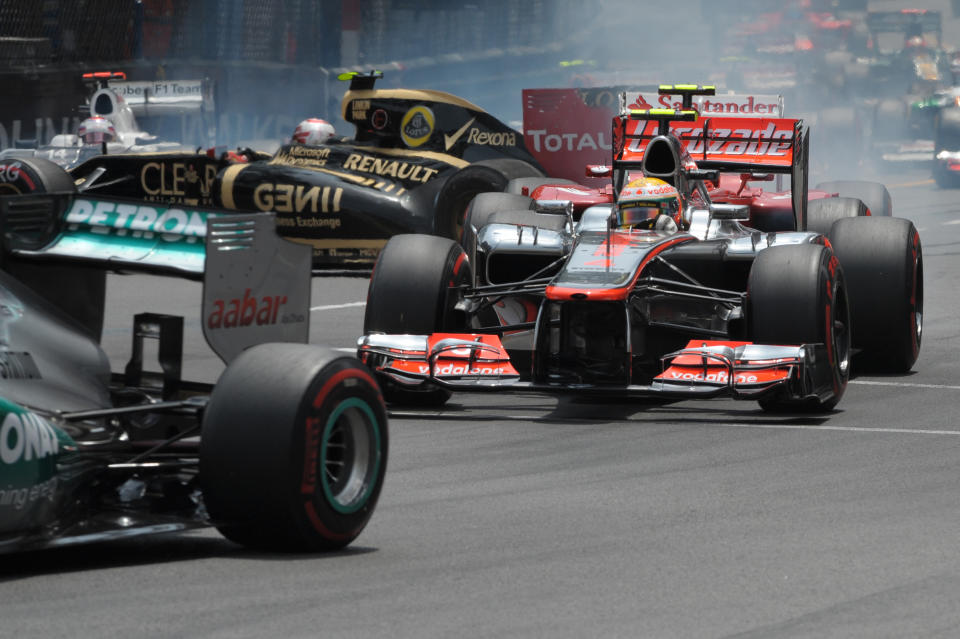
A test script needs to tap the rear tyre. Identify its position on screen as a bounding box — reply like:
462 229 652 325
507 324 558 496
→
364 234 473 406
814 180 892 217
806 197 867 237
434 159 543 240
0 156 75 195
827 217 922 372
201 344 388 551
749 244 851 412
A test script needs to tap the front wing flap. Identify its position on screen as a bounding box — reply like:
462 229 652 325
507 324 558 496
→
358 335 836 402
358 333 521 389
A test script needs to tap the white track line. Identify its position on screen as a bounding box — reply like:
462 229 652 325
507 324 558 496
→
713 422 960 436
310 301 366 311
388 411 960 435
851 380 960 390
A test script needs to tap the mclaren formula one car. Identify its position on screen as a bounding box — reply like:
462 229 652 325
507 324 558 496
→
0 71 544 269
0 192 387 554
358 86 922 412
520 85 890 230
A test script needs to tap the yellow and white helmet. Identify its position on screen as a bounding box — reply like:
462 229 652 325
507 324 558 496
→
616 177 683 231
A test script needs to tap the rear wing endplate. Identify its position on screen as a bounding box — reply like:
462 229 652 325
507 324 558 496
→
202 214 311 363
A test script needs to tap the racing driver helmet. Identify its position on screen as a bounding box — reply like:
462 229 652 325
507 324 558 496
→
77 116 117 145
292 118 335 145
616 177 684 232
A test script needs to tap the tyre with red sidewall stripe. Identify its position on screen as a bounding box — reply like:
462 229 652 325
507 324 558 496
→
827 216 922 372
749 243 851 412
0 156 75 195
364 233 472 406
200 343 388 551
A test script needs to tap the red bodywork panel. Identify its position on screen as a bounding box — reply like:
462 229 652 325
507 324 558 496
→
655 340 793 386
523 88 619 189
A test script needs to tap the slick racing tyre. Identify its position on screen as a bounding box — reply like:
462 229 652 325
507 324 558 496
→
364 234 473 406
200 344 388 552
827 217 922 373
461 191 534 257
434 158 543 240
806 197 868 237
749 244 851 412
504 177 578 195
815 180 892 217
0 156 75 195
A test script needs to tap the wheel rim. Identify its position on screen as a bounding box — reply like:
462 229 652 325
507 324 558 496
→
320 397 382 514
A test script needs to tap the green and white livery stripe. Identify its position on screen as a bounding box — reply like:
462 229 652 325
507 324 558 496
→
20 197 217 274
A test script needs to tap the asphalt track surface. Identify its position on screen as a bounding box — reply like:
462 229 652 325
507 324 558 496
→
0 163 955 638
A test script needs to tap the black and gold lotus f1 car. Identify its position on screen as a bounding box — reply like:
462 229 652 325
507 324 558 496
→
0 71 544 269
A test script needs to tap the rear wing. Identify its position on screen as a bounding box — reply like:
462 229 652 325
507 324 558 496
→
615 109 809 231
522 86 784 187
618 113 802 173
82 72 217 147
106 79 213 118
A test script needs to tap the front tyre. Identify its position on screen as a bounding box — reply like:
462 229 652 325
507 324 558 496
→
201 344 388 551
749 244 851 412
0 156 75 195
364 234 473 406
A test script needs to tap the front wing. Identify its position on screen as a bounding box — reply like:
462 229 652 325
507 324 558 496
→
358 334 838 402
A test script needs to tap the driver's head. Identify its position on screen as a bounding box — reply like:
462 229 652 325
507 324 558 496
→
292 118 335 145
616 177 684 232
77 116 117 145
